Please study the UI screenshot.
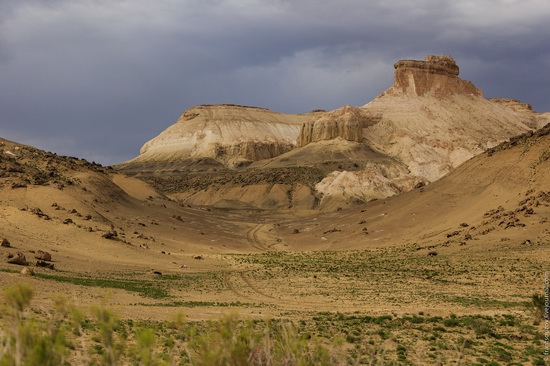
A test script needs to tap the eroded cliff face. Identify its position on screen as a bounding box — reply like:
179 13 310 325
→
489 98 550 129
297 55 540 183
292 55 542 207
118 55 547 210
392 55 481 96
297 106 382 147
118 104 313 170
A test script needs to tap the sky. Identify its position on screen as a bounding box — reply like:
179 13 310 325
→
1 0 549 165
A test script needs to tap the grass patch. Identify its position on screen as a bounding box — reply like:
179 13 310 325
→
134 300 255 308
446 295 529 309
0 268 20 274
34 272 169 299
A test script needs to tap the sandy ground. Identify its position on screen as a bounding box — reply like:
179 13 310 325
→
0 134 548 325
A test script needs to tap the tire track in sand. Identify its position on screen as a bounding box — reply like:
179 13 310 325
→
222 271 251 300
222 270 277 302
246 223 273 252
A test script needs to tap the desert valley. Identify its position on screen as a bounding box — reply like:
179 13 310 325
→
1 55 549 365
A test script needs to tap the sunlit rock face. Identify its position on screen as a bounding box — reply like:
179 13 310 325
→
118 55 546 210
392 55 481 97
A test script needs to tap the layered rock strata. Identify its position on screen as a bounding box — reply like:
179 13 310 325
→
118 55 547 210
118 104 313 171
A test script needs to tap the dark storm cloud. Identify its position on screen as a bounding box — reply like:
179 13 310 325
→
1 0 549 164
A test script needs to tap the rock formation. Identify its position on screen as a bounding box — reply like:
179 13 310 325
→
117 104 314 172
391 55 481 96
286 55 548 207
297 106 372 146
7 251 28 266
34 250 52 261
117 55 549 210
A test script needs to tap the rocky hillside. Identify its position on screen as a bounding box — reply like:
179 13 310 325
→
274 124 550 251
117 55 549 210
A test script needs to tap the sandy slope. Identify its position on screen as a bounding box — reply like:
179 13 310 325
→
0 128 548 324
274 131 550 251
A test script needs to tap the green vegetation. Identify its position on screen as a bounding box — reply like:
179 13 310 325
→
34 272 170 299
134 300 256 308
31 270 221 300
0 283 547 365
0 283 345 365
143 166 326 193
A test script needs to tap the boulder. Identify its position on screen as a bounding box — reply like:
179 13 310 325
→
1 238 11 248
7 252 28 266
36 260 55 270
102 230 118 239
34 250 52 261
21 267 34 276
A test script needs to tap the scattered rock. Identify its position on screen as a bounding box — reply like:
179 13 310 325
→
446 231 460 238
480 227 495 235
427 251 438 257
292 229 300 234
7 252 28 266
21 267 34 276
36 260 55 270
34 250 52 261
63 218 73 225
1 238 11 248
11 182 27 189
193 255 204 260
30 207 50 220
102 230 118 239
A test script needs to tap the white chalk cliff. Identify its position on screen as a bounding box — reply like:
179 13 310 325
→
119 104 314 170
292 55 549 207
118 55 549 210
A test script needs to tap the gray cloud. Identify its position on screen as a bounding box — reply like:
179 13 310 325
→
1 0 549 164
